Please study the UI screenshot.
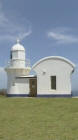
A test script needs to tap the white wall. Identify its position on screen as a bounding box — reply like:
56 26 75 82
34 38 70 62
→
33 58 74 95
15 78 29 95
7 74 29 95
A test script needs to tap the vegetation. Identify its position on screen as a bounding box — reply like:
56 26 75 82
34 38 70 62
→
0 97 78 140
0 89 7 96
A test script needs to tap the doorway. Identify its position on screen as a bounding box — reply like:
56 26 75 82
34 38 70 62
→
29 78 37 97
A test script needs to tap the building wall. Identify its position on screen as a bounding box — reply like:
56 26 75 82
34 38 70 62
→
15 78 29 95
7 74 29 95
33 58 74 95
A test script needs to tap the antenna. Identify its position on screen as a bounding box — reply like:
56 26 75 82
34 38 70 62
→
16 39 20 44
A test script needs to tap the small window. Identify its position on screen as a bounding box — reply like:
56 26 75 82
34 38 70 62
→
32 80 35 88
32 80 35 85
51 76 56 90
13 51 18 59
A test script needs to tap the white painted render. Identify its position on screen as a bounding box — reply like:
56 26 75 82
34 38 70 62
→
7 73 29 95
32 56 75 95
15 78 29 95
5 41 31 96
11 42 26 68
5 40 75 97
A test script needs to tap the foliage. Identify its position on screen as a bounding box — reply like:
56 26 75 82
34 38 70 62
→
0 89 7 96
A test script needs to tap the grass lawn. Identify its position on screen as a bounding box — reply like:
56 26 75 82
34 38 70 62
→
0 96 78 140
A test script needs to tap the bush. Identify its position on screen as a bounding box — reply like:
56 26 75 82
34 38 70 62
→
0 89 7 96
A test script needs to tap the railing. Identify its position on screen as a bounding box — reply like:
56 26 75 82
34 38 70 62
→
26 59 31 67
7 59 31 68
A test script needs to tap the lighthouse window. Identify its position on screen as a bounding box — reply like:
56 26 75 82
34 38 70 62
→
12 51 18 59
10 51 12 59
51 76 56 90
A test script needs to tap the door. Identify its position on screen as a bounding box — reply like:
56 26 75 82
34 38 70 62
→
29 78 37 97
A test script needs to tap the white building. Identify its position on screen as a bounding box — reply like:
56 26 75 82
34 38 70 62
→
5 41 75 97
32 56 75 97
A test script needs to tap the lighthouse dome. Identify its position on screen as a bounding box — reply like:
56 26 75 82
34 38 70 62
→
11 39 25 51
10 39 26 68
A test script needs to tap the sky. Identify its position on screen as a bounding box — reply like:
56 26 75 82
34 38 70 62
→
0 0 78 92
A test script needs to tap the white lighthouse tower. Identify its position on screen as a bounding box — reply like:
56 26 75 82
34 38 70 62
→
5 40 31 97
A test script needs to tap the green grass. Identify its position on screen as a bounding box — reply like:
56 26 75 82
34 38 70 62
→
0 96 78 140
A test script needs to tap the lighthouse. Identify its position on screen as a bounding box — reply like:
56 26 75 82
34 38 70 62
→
5 40 31 97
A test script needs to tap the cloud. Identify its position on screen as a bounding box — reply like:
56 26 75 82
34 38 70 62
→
0 1 32 42
18 28 32 41
0 1 8 25
47 27 78 44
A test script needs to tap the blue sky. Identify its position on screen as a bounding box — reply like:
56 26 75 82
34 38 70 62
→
0 0 78 91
